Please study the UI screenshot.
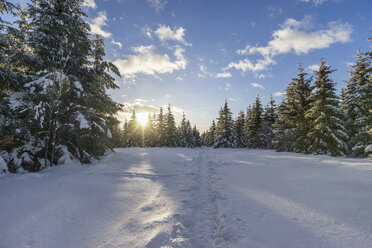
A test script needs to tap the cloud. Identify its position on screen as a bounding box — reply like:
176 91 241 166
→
161 105 184 114
111 39 122 48
216 72 232 78
226 16 352 73
225 82 231 91
121 102 159 113
82 0 97 9
142 27 153 38
250 83 265 90
88 11 111 38
113 45 187 79
307 64 320 71
225 56 276 73
228 97 241 102
147 0 167 12
154 25 191 46
273 91 285 97
298 0 327 5
176 76 183 81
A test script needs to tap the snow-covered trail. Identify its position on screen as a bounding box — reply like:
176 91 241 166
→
1 148 372 248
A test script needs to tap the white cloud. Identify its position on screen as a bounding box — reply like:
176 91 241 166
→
161 105 184 114
273 91 285 97
298 0 327 5
307 64 320 71
244 16 352 56
216 72 232 78
111 39 122 48
82 0 97 9
176 76 183 81
225 57 276 73
226 16 352 73
113 45 187 79
250 83 265 90
147 0 167 12
88 11 111 38
142 27 152 39
121 102 159 113
225 82 231 91
228 97 241 102
154 25 191 46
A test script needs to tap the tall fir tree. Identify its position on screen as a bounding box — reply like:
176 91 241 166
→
305 59 348 156
341 50 372 157
156 107 165 146
261 95 277 149
235 111 247 148
274 64 313 152
164 104 177 147
127 110 142 147
143 113 157 147
214 100 236 148
192 126 202 147
248 96 264 148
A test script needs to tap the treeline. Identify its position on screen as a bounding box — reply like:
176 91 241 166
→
202 52 372 158
114 104 202 148
0 0 122 172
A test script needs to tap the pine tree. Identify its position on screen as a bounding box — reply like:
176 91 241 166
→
127 110 142 147
342 50 372 157
206 120 217 147
244 105 253 147
275 64 313 152
144 113 157 147
164 104 177 147
156 107 165 146
248 96 264 148
178 112 189 147
214 100 236 148
192 125 202 147
235 111 247 147
262 95 277 148
305 59 348 156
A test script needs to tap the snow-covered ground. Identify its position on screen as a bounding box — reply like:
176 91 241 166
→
1 148 372 248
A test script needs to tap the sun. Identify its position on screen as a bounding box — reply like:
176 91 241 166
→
137 112 149 127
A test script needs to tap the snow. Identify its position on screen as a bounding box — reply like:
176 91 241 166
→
1 148 372 248
76 112 90 129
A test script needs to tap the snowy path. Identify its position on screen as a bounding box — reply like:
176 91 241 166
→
1 148 372 248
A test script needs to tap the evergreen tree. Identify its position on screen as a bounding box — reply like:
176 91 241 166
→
261 95 277 148
156 107 165 146
244 105 253 147
235 111 247 147
144 113 157 147
305 59 348 156
275 64 313 152
214 100 236 148
192 125 202 147
342 50 372 157
127 110 142 147
248 96 264 148
206 120 217 147
178 113 189 147
164 104 177 147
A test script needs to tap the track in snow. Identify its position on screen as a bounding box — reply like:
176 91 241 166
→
1 148 372 248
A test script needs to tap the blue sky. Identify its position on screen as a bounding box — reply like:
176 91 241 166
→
26 0 372 130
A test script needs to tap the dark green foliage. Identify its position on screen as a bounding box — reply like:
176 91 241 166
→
235 111 247 148
164 104 178 147
275 65 313 152
341 50 372 157
305 59 348 156
214 100 236 148
261 96 277 149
